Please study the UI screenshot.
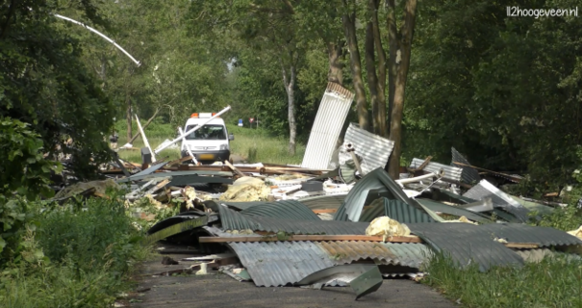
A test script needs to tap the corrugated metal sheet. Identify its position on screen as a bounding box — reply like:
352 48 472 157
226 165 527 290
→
409 158 463 182
250 216 369 235
408 223 524 272
451 147 481 184
334 168 426 222
241 200 320 221
478 223 582 247
463 180 530 222
299 194 347 210
218 205 262 231
431 188 477 204
218 206 368 234
301 83 354 169
343 123 394 175
228 241 335 287
359 198 435 223
319 241 431 268
415 198 495 224
218 201 266 211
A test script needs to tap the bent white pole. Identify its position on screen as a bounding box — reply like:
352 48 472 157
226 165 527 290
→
135 114 156 163
178 127 198 165
53 14 141 67
155 106 232 154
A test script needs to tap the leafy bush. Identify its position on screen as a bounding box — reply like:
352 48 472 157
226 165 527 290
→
0 117 60 198
0 194 151 308
37 195 145 276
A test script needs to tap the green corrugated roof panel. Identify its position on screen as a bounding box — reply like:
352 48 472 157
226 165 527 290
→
415 198 494 224
334 168 426 221
299 194 347 210
359 198 435 223
241 200 321 221
219 201 267 211
218 205 262 231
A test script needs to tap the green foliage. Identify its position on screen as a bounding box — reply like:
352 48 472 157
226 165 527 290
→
423 253 582 308
1 1 117 179
406 0 582 185
0 194 151 308
0 196 41 264
37 195 144 276
0 118 61 199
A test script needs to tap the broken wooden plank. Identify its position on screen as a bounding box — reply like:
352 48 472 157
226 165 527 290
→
198 235 422 243
504 242 539 249
224 160 245 177
312 209 338 214
167 155 193 167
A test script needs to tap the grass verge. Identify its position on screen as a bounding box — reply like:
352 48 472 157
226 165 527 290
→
423 253 582 307
0 194 153 308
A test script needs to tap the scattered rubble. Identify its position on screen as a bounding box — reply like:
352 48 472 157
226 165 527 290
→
51 83 582 300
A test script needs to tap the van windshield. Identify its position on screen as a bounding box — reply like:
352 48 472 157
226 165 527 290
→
184 124 226 140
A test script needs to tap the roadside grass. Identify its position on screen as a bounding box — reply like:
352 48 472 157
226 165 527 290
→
423 253 582 308
0 193 153 308
115 120 305 165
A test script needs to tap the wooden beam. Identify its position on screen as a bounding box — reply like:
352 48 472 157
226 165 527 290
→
503 242 539 249
224 160 245 177
312 209 338 214
198 235 422 243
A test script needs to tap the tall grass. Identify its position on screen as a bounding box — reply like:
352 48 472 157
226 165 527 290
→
115 120 306 165
423 253 582 308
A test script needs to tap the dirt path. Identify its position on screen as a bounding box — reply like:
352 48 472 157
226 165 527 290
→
129 254 458 308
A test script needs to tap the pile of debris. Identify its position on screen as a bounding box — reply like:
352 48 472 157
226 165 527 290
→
54 82 582 300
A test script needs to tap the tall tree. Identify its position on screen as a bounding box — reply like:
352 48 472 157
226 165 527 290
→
0 0 116 178
386 0 418 179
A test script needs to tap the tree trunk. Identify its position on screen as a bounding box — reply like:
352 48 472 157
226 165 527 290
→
342 12 369 131
387 0 418 179
364 22 380 135
371 0 387 137
126 96 133 143
282 62 297 155
387 0 399 137
327 40 344 85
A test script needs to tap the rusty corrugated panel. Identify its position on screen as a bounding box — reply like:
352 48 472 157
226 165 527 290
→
408 223 525 272
318 241 431 268
228 241 335 287
241 200 320 221
409 158 464 182
359 198 435 223
343 123 394 175
301 83 354 170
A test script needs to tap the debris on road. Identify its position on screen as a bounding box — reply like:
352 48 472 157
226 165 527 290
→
51 84 582 300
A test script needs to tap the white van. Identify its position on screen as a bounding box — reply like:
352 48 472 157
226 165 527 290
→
180 112 234 163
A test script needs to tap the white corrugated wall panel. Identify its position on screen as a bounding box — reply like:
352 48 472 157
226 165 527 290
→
409 158 463 182
343 123 394 175
301 83 354 169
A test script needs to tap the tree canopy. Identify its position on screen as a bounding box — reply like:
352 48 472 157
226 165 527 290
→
2 0 582 188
